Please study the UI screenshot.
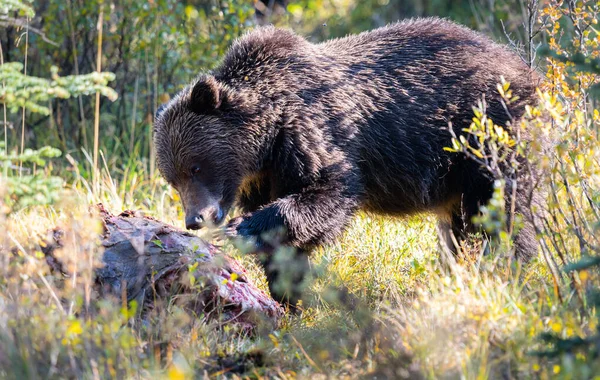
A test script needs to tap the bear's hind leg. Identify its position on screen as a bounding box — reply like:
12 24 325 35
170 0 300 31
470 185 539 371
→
437 200 483 263
507 176 543 262
438 177 542 263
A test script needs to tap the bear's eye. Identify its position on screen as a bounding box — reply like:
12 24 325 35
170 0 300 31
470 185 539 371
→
190 166 201 176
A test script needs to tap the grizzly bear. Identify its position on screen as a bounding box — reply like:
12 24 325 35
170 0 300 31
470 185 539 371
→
154 18 542 305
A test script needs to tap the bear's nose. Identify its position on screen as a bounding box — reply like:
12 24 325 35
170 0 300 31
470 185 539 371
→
185 214 204 230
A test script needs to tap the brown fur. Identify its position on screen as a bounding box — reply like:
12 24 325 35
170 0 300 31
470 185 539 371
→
154 18 543 304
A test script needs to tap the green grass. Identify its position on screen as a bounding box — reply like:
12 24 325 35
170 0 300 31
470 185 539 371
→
1 169 594 380
0 154 596 379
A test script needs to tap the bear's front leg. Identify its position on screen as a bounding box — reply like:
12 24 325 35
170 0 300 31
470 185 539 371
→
226 170 360 307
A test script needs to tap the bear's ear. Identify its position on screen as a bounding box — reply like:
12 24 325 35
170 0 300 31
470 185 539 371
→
188 75 226 113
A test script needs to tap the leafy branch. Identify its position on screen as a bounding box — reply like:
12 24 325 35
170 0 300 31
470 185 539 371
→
0 63 117 115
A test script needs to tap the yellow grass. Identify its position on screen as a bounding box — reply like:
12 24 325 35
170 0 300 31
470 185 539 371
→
1 167 593 379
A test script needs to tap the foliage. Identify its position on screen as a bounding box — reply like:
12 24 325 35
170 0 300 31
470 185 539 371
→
0 0 34 17
0 0 254 172
522 1 600 375
0 143 62 211
446 0 600 376
261 0 530 42
443 78 534 258
0 62 117 115
0 0 115 213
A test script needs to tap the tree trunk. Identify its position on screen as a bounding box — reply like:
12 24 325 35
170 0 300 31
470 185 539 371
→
43 204 283 331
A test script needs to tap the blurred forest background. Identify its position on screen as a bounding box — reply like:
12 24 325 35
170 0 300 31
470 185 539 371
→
1 0 535 183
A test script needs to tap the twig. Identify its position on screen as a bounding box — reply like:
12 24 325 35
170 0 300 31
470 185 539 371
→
290 335 322 373
0 40 7 151
8 234 67 315
18 16 28 175
0 16 59 47
129 75 139 152
93 3 104 195
501 19 527 66
65 0 88 151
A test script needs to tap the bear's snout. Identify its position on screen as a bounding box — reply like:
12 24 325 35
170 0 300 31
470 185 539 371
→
185 204 225 230
185 214 204 230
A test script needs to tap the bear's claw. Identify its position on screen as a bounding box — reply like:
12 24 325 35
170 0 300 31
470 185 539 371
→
224 216 245 238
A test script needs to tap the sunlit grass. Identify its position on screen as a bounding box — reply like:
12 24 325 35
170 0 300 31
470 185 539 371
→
1 154 597 379
314 212 438 301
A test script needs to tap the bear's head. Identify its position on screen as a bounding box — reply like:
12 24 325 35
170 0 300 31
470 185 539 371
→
153 75 251 230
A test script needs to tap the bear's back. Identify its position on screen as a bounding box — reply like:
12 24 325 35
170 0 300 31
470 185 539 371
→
213 19 539 210
218 18 537 119
316 18 534 94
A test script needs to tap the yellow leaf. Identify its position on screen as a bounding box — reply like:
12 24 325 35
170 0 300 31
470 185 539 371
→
269 333 279 348
287 4 304 17
167 365 187 380
469 147 484 159
67 320 83 336
497 83 505 97
159 93 171 104
184 5 198 19
551 321 562 332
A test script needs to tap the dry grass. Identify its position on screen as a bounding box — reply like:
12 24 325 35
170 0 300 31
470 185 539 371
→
1 164 592 379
